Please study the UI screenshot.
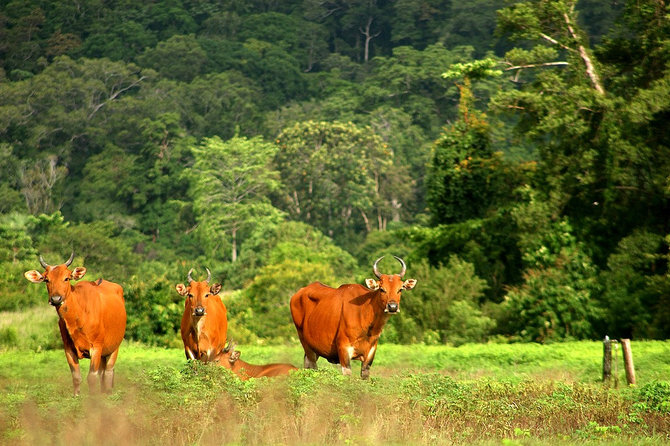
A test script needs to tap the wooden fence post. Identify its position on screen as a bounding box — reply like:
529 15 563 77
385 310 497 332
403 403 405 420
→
621 339 636 386
603 336 612 384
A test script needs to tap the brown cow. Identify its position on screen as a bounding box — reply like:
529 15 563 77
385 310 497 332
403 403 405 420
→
24 252 126 396
290 255 416 379
176 268 227 362
217 340 297 380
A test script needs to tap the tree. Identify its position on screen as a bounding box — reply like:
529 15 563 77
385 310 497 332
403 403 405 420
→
599 231 668 339
19 155 67 215
274 120 393 243
178 71 264 139
138 34 206 82
500 186 602 342
493 0 670 269
0 144 26 213
426 59 524 225
187 136 283 262
497 0 605 94
229 220 357 288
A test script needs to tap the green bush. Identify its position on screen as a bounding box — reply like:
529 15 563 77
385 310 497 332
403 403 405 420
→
232 259 347 342
125 276 183 347
398 256 493 344
634 381 670 413
500 188 603 342
600 231 668 339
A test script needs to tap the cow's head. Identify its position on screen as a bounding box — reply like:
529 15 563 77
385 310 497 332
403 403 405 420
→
365 256 417 314
176 268 222 318
24 252 86 307
219 339 240 366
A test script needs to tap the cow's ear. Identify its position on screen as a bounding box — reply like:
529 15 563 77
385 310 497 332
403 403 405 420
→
72 267 87 280
210 283 222 295
402 279 417 290
229 351 240 363
24 270 44 283
175 284 188 296
365 278 379 290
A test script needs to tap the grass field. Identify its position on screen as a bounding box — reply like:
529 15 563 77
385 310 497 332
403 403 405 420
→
1 336 669 445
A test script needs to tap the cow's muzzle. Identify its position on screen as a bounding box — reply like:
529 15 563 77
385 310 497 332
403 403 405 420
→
49 295 63 307
193 306 206 317
386 302 399 313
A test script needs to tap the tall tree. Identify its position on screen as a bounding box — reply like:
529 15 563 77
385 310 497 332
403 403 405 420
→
426 59 523 225
187 136 283 262
274 120 392 242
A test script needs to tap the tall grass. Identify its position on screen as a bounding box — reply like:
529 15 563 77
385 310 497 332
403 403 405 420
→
0 342 669 444
0 306 60 351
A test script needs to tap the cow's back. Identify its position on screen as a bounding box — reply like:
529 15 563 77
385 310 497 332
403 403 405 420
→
290 282 360 359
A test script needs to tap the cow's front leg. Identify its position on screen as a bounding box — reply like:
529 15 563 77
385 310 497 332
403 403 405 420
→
361 345 377 380
338 345 354 376
185 347 196 361
64 346 81 396
88 347 102 393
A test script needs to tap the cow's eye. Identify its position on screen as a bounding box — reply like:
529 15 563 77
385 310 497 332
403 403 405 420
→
204 293 210 298
379 288 387 293
64 277 70 282
43 278 49 283
187 293 193 298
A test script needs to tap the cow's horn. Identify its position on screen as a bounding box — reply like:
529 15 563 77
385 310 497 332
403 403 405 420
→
187 268 194 283
38 255 50 269
224 340 236 353
205 267 211 283
373 256 384 279
394 255 406 278
65 251 75 267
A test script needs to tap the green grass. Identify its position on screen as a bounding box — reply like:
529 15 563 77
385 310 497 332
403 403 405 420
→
0 339 669 445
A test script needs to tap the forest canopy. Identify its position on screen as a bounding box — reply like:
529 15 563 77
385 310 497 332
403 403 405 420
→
1 0 668 346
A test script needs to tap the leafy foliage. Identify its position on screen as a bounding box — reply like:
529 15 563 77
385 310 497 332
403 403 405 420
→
0 0 668 344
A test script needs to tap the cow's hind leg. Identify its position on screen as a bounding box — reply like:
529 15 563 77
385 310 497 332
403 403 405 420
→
101 347 120 393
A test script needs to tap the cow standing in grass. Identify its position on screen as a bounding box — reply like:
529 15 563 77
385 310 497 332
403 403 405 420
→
24 252 126 396
290 256 416 379
176 268 227 362
217 340 297 380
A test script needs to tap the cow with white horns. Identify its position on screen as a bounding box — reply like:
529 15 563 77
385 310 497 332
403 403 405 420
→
24 252 126 396
176 268 228 362
290 255 417 379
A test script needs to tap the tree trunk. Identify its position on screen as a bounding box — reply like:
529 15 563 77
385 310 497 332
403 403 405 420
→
563 12 605 95
231 228 237 262
360 17 380 63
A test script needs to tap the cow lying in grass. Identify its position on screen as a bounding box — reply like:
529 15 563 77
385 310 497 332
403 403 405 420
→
217 341 297 380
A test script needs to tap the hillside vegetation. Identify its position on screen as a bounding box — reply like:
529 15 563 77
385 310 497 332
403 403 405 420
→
1 0 669 344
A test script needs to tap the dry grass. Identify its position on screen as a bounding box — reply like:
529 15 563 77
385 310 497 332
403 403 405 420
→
1 342 670 445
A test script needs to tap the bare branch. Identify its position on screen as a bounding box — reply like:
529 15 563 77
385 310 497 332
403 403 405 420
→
563 13 605 95
540 33 575 52
504 62 569 71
